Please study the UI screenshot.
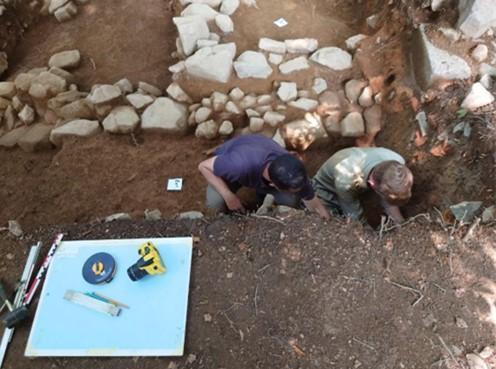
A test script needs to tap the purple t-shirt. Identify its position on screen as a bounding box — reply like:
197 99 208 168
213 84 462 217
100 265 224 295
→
213 135 315 200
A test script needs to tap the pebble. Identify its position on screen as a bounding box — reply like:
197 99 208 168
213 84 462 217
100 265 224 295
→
215 14 234 33
277 82 298 102
263 111 285 126
312 78 328 95
203 313 212 322
229 87 245 101
220 0 240 15
219 120 234 136
358 86 374 107
249 117 264 132
138 81 162 97
466 353 489 369
257 94 272 105
239 95 257 109
195 120 218 139
195 107 212 123
288 98 318 111
211 91 229 111
269 53 284 65
461 82 495 111
471 44 489 62
8 220 23 237
144 209 162 221
245 108 260 118
225 101 241 114
105 213 132 222
167 82 192 103
279 56 310 74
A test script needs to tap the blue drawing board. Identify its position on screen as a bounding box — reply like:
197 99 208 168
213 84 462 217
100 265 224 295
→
25 237 193 357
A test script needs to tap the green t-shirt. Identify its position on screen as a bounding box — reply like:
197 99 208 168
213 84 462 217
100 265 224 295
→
313 147 405 219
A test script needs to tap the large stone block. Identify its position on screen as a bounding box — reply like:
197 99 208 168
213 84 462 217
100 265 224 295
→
50 119 101 146
141 97 187 134
412 25 471 89
18 123 53 152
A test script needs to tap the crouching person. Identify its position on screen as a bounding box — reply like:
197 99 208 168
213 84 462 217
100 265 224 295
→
313 147 413 224
198 134 330 219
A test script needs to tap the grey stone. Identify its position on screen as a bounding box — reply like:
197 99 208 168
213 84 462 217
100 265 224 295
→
195 106 212 123
450 201 483 223
105 213 132 222
234 51 272 79
268 53 284 65
185 43 236 83
364 105 382 135
0 82 15 98
259 38 286 54
480 63 496 76
471 44 488 62
197 39 218 48
178 211 204 220
245 108 260 118
32 71 67 96
48 49 81 69
195 119 218 139
57 99 94 120
138 81 162 97
323 112 341 135
18 123 52 152
279 56 310 74
14 73 34 92
54 1 77 22
3 105 16 131
312 78 328 95
277 82 297 102
413 25 471 89
310 47 352 71
48 67 75 84
114 78 134 94
240 95 257 109
0 126 29 148
285 38 318 54
263 111 285 127
169 61 186 73
358 86 374 107
211 91 228 111
288 98 318 111
340 112 365 137
479 347 494 359
461 82 495 111
88 84 121 105
141 97 187 134
281 117 328 151
229 87 244 101
181 3 219 21
225 101 241 114
482 205 495 223
256 105 272 114
257 94 272 105
479 74 493 89
144 209 162 221
49 0 69 14
103 106 140 134
345 79 368 104
167 82 192 103
345 34 367 50
50 119 101 146
173 16 210 56
319 91 341 112
219 120 234 135
215 14 233 33
18 105 35 124
432 0 448 11
466 353 489 369
457 0 496 38
439 27 462 42
220 0 239 15
8 220 23 237
249 117 264 132
126 93 154 110
272 128 285 148
366 14 380 28
0 97 10 110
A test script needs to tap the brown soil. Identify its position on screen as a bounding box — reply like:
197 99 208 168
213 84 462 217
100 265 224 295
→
1 215 496 369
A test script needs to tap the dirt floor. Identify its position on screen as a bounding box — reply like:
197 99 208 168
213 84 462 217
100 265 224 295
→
1 214 496 369
1 0 496 368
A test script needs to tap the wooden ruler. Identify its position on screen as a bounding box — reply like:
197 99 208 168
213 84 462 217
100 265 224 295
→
64 290 121 317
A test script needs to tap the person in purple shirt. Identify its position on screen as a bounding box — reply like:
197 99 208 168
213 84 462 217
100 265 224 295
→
198 134 330 219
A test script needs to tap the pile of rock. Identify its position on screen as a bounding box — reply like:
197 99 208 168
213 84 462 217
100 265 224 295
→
44 0 89 22
0 49 197 150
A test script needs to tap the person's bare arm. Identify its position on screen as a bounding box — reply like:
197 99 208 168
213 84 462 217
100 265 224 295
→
198 157 245 212
382 201 405 224
304 197 331 220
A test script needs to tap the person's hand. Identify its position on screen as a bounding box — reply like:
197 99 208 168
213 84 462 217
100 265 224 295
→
225 193 246 213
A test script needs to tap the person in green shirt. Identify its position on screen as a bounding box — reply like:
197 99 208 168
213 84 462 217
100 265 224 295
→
313 147 413 224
